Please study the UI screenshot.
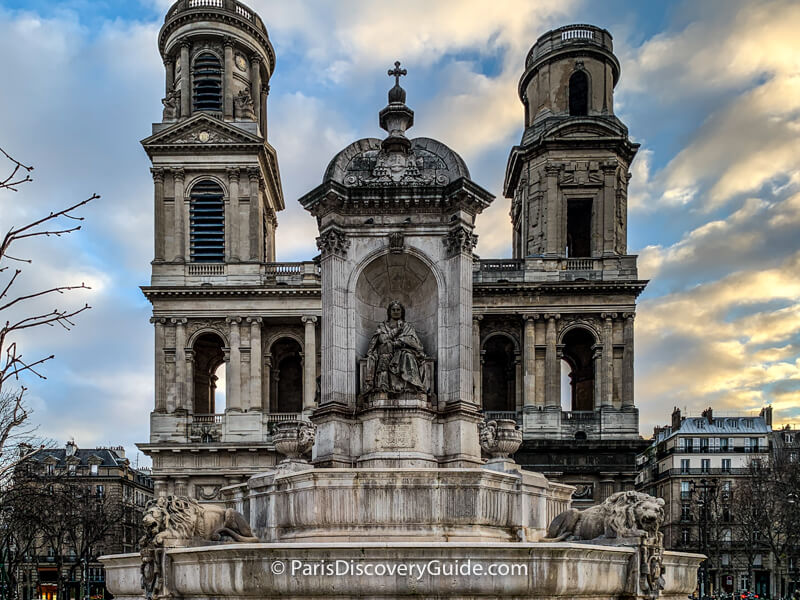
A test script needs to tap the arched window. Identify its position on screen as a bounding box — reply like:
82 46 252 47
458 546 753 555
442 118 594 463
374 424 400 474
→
481 335 516 412
191 333 225 414
270 338 303 414
560 328 595 411
193 52 222 113
189 180 224 262
568 70 589 116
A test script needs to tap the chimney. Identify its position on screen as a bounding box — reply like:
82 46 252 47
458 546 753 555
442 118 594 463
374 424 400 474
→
760 405 773 427
111 446 126 459
701 407 713 424
65 439 78 457
671 407 682 431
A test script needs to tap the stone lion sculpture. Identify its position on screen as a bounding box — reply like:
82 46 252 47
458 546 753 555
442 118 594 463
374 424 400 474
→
140 495 259 547
544 490 665 543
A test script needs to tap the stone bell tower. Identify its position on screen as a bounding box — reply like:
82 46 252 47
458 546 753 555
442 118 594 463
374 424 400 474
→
137 0 303 500
473 24 648 505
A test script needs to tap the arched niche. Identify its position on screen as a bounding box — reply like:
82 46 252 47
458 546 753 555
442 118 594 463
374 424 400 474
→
481 333 517 412
560 327 596 411
354 252 438 363
269 337 302 413
191 332 225 414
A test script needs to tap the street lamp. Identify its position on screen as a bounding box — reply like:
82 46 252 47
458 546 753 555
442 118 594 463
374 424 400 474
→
691 477 718 598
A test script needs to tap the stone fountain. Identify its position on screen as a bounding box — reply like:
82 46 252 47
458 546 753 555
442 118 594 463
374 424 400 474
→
100 35 702 600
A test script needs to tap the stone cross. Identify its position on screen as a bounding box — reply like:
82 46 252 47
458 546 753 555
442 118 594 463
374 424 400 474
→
388 61 407 86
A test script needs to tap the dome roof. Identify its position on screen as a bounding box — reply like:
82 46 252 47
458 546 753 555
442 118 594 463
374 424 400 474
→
323 136 471 188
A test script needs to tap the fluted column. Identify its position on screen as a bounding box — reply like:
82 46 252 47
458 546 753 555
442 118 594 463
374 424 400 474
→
523 314 537 408
247 168 260 261
152 318 166 412
261 83 269 138
172 168 185 262
250 56 262 134
472 314 482 406
622 313 635 407
227 167 240 261
173 318 187 411
545 314 560 408
223 37 234 120
544 163 561 256
151 168 165 262
514 353 522 412
601 313 615 407
163 57 174 99
248 317 262 411
226 317 242 411
302 316 318 411
602 162 618 256
179 41 190 119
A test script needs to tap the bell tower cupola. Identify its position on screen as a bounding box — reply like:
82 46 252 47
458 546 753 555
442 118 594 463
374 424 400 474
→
504 25 638 261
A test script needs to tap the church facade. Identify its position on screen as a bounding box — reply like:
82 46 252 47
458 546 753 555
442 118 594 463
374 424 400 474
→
139 1 647 506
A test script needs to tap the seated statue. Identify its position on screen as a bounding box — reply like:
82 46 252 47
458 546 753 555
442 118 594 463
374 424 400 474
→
362 301 427 395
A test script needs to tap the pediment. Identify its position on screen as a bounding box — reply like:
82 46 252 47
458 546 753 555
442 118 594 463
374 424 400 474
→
141 114 263 148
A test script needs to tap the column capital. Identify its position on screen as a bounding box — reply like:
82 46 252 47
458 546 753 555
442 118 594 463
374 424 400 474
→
472 313 483 323
247 166 260 182
180 39 191 49
226 166 241 182
600 160 619 174
150 167 165 183
223 36 235 48
246 316 263 325
162 55 174 67
170 317 187 326
544 313 560 321
522 313 540 322
250 54 261 65
171 167 185 182
301 315 318 325
226 316 242 325
544 162 561 177
150 317 169 325
262 83 270 96
601 312 618 321
622 312 635 321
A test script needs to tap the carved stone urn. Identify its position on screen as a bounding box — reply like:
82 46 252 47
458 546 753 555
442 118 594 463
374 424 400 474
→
273 420 316 469
479 419 522 462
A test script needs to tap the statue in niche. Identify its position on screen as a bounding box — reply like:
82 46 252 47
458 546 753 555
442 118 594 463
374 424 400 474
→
234 89 257 121
363 301 426 394
161 89 180 121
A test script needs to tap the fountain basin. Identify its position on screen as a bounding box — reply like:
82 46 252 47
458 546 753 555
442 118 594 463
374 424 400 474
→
102 542 703 599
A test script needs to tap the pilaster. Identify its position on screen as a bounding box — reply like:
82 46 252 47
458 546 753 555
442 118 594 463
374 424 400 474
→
227 317 242 411
179 41 190 119
302 316 318 412
248 317 262 411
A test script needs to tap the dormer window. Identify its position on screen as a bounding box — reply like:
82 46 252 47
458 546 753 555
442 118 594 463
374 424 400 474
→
568 70 588 116
193 52 222 113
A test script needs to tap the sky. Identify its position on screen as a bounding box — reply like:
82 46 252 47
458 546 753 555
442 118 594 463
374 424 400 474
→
1 0 799 464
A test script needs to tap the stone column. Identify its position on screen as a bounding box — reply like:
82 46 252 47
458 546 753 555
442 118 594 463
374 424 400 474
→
593 345 603 410
263 353 272 412
250 56 262 133
173 318 187 411
544 163 561 256
152 318 166 412
163 57 174 99
602 162 618 256
248 317 262 411
153 478 168 498
523 314 537 408
602 313 615 407
173 476 188 497
185 348 194 413
261 83 269 138
172 168 186 262
535 319 545 407
247 168 260 261
514 353 523 412
223 37 234 120
226 167 240 261
622 313 635 408
151 168 165 262
302 316 318 411
179 41 191 119
226 317 242 411
545 314 560 407
472 314 482 407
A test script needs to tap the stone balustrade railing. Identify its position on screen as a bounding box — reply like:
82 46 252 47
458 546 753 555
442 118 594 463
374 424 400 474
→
526 24 613 67
473 255 638 284
165 0 266 36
